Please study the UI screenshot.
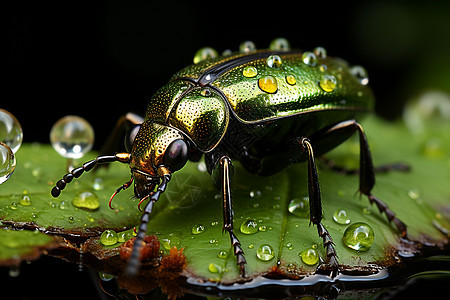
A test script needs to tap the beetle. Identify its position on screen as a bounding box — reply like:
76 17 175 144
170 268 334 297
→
51 39 407 277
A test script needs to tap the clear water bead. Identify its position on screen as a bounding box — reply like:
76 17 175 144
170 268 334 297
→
50 116 94 159
0 109 23 153
0 142 16 184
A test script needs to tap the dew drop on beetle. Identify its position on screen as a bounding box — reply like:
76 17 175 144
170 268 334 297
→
342 222 374 251
286 74 296 85
266 55 282 69
319 75 337 92
350 65 369 85
242 66 258 78
269 37 291 51
0 142 16 184
193 47 218 64
302 52 317 66
0 109 23 153
50 115 94 159
239 40 256 53
258 76 278 94
256 244 274 261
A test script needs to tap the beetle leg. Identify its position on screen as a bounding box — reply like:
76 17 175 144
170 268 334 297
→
301 138 339 277
312 120 408 238
219 156 247 277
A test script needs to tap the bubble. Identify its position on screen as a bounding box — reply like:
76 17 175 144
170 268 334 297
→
319 75 337 92
269 38 290 51
350 65 369 85
0 110 23 153
302 52 317 66
239 40 256 53
256 244 275 261
333 209 351 225
258 76 278 94
100 229 118 246
50 116 94 159
266 55 282 69
288 197 309 218
342 222 375 252
0 142 16 184
299 248 319 265
192 224 205 235
72 191 100 210
193 47 218 64
240 219 258 235
242 66 258 78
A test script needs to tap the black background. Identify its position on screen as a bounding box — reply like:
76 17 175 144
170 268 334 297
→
2 0 450 299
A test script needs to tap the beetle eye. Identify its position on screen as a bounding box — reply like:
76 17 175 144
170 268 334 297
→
124 124 141 152
163 139 188 172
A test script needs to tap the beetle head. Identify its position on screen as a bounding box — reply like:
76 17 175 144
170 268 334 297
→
129 120 188 199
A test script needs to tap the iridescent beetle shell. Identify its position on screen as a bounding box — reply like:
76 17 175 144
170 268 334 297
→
134 46 374 171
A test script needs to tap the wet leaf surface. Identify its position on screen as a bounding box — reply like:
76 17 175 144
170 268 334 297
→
0 115 449 297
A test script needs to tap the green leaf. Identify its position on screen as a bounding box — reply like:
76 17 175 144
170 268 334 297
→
0 114 449 286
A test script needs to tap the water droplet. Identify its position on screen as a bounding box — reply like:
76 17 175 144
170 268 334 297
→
208 262 222 273
258 76 278 94
197 161 207 172
302 52 317 66
209 239 219 245
19 195 31 206
350 65 369 85
72 191 100 210
256 244 275 261
0 143 16 184
243 66 258 78
269 38 290 51
239 40 256 53
59 200 69 210
50 116 95 159
93 178 104 191
266 55 282 69
333 209 351 225
407 188 421 200
98 272 115 281
299 248 319 265
0 109 23 153
249 190 261 198
217 250 228 258
285 242 293 250
319 75 337 92
192 224 205 235
258 225 267 232
118 231 134 243
343 222 375 252
240 219 258 234
10 202 18 210
288 197 309 218
193 47 218 64
68 216 75 223
286 74 296 85
100 229 118 246
313 47 327 59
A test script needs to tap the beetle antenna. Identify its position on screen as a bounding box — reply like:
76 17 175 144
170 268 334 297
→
51 153 131 198
125 172 171 277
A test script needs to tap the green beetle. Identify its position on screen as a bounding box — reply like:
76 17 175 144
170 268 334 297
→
51 39 407 277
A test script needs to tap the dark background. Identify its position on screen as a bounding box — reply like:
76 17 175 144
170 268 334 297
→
4 0 450 149
2 0 450 299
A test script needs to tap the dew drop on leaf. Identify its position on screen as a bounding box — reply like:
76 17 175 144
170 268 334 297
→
100 229 118 246
0 109 23 153
299 248 319 265
342 222 375 252
333 209 351 225
0 142 16 184
256 244 275 261
72 191 100 210
191 224 205 235
288 197 309 218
